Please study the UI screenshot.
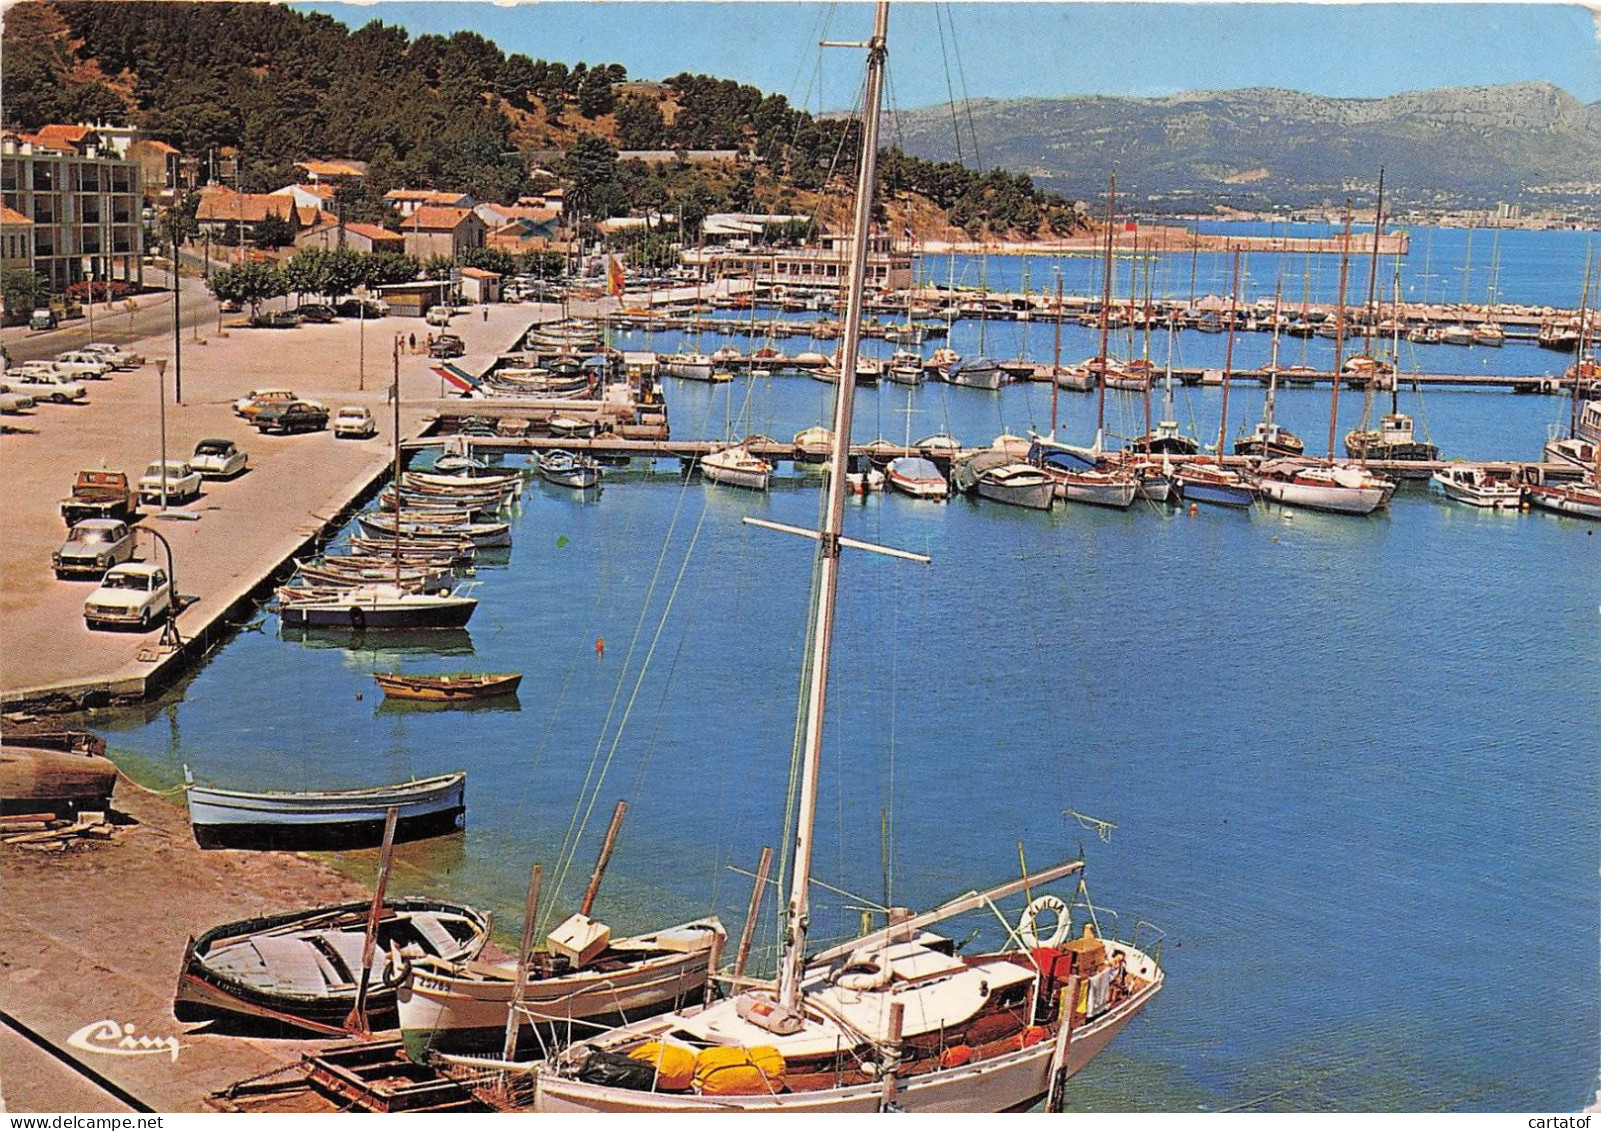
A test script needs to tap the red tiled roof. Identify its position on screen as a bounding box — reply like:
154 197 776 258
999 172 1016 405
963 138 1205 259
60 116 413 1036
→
384 188 469 205
196 187 297 224
295 160 364 178
32 124 96 149
406 205 476 231
459 267 501 280
0 205 33 225
345 221 403 243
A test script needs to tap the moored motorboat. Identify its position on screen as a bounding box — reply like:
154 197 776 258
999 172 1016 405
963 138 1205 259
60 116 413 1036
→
538 450 603 490
1173 462 1257 509
186 769 467 849
1257 461 1395 515
886 455 947 499
975 462 1055 510
793 426 833 464
1343 412 1439 476
1524 478 1601 520
1430 465 1521 509
699 445 772 491
175 896 490 1034
277 582 479 629
374 672 523 701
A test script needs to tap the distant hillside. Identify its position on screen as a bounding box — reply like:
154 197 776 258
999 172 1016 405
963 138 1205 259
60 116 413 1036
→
892 82 1601 211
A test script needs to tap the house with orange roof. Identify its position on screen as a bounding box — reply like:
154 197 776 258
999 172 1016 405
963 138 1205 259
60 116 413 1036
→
1 204 35 272
384 188 475 218
126 138 182 202
195 186 303 245
400 205 487 260
296 219 406 255
294 159 366 185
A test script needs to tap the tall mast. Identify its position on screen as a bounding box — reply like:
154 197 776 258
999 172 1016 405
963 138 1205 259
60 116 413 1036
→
1096 174 1116 438
1329 205 1353 461
1362 167 1384 358
1050 275 1063 436
1572 249 1593 439
778 0 889 1012
1218 248 1239 462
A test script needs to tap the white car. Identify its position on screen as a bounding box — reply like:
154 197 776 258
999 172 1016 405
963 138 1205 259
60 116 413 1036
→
190 438 250 479
137 460 202 504
0 391 35 414
332 405 377 439
1 370 88 403
84 563 172 631
234 387 297 419
53 352 114 379
425 305 453 326
81 342 142 369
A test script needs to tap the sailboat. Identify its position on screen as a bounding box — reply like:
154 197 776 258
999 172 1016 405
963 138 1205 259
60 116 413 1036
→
1543 254 1599 470
1471 224 1506 346
517 10 1163 1109
1343 281 1441 476
1235 288 1305 458
1259 205 1396 516
1173 250 1256 509
1438 226 1475 346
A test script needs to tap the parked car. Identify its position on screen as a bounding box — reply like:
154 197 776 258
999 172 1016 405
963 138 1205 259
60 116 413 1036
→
428 333 465 358
335 297 389 319
0 391 36 414
218 298 243 313
1 370 88 403
54 518 137 579
137 460 203 505
425 305 453 326
254 399 329 435
332 405 377 439
84 563 172 631
250 310 302 329
190 438 250 479
81 342 143 369
295 303 336 323
30 308 57 330
61 470 136 525
235 388 297 419
53 351 114 379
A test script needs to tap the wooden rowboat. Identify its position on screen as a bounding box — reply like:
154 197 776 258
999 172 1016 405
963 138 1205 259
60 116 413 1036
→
0 731 116 816
186 769 467 849
374 672 522 702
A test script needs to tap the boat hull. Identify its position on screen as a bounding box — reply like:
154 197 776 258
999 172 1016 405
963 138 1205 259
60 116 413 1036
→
530 978 1159 1113
1174 473 1256 509
0 739 116 816
1051 473 1138 509
1259 478 1390 515
976 478 1054 511
279 597 477 629
1525 484 1601 520
398 922 724 1060
375 674 522 701
188 772 466 850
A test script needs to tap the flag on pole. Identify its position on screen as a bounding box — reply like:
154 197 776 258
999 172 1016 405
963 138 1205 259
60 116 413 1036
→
607 254 625 297
1124 220 1138 233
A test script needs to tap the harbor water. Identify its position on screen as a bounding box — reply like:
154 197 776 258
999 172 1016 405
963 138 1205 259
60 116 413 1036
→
94 224 1598 1113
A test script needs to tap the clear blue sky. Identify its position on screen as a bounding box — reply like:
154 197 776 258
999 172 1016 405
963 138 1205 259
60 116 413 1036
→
293 3 1601 109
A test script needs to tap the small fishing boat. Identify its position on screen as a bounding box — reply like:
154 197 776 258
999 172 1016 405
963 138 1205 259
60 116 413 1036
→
375 673 523 702
1439 323 1474 346
549 415 598 439
793 426 833 464
665 353 716 381
1431 465 1521 509
699 445 772 491
276 583 479 629
357 512 512 549
350 535 476 567
914 433 963 460
0 731 116 817
943 356 1007 390
1030 438 1137 509
186 769 468 849
398 918 726 1059
1172 463 1257 509
539 450 603 490
844 452 885 495
1525 478 1601 520
886 455 947 499
175 896 491 1034
1342 412 1439 475
977 463 1055 510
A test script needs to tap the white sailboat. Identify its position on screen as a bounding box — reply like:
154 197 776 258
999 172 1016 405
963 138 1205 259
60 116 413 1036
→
510 6 1163 1112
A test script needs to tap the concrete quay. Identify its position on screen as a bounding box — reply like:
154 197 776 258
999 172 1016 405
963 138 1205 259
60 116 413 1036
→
0 295 547 712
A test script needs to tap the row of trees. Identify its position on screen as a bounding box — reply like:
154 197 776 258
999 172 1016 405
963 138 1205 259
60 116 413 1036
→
204 246 563 314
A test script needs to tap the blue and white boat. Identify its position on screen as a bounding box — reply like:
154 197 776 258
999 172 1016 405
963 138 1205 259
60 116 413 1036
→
185 769 467 850
1172 463 1257 509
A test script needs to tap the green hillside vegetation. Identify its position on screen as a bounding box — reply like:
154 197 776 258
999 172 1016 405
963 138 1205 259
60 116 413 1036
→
2 1 1083 239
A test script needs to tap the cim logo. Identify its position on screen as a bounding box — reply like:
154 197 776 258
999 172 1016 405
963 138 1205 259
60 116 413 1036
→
66 1019 182 1062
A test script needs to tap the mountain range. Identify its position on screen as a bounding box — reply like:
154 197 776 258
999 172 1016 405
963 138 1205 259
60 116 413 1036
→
890 82 1601 211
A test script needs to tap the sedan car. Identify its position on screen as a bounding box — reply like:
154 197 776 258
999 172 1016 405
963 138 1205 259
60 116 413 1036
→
54 518 136 579
425 305 453 326
235 388 297 420
333 405 377 439
137 460 203 505
428 333 465 358
254 399 329 435
295 303 336 323
190 438 250 479
0 391 36 414
84 563 172 631
81 342 142 369
53 352 114 379
1 370 88 403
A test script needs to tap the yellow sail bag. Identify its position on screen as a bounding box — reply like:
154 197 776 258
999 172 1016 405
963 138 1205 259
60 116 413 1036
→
693 1045 786 1096
628 1041 696 1091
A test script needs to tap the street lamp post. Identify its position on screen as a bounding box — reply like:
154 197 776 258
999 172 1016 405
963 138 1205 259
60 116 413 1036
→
154 358 169 513
356 284 367 391
138 526 183 650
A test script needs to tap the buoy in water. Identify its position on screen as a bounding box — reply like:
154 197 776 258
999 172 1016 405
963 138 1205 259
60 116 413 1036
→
1188 503 1198 517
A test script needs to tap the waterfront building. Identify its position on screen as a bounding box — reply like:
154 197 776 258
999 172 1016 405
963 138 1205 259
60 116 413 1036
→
681 229 912 290
458 266 502 304
1 205 35 274
0 127 143 293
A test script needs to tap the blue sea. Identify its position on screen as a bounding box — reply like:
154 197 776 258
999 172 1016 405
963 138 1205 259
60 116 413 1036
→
93 224 1599 1112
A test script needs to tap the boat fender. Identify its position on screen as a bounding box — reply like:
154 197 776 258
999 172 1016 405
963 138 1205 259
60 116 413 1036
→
1017 895 1071 949
349 605 366 630
834 948 893 993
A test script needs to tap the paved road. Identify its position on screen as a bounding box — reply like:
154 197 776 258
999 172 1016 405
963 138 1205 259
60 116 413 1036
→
2 268 221 367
